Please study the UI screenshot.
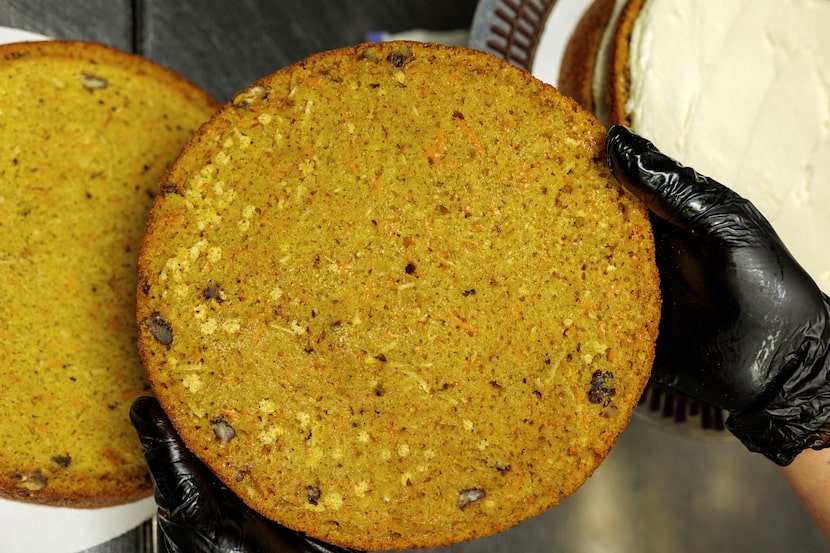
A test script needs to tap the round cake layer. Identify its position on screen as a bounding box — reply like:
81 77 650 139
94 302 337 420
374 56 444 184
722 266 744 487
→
0 40 217 506
137 41 660 550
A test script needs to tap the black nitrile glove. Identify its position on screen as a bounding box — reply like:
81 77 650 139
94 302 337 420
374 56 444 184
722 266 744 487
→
605 125 830 465
130 396 360 553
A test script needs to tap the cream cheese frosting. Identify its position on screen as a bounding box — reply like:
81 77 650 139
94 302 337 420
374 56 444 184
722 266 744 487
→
625 0 830 293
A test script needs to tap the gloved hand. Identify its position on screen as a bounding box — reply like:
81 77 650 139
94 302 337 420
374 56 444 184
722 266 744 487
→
130 396 360 553
605 125 830 466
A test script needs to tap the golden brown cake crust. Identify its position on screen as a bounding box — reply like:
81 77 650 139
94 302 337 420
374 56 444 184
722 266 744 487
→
558 0 616 112
608 0 647 126
0 40 217 507
137 41 660 550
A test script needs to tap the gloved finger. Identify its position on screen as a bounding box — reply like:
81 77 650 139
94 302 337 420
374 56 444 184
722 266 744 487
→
130 396 220 519
605 125 743 234
130 396 191 466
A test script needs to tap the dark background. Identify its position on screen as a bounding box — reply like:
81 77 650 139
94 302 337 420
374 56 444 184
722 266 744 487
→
0 0 479 102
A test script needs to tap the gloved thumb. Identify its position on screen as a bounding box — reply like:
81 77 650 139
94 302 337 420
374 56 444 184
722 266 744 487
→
130 396 220 522
130 397 363 553
605 125 774 245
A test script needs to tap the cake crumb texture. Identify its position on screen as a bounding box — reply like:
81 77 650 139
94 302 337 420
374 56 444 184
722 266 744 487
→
0 40 217 507
137 41 660 549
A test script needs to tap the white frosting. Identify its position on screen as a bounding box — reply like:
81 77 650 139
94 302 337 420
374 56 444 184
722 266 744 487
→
625 0 830 294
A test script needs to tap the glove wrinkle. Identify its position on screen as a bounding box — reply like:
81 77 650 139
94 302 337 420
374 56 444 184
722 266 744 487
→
158 516 219 553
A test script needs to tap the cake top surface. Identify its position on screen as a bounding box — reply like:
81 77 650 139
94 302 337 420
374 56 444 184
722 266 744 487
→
0 39 217 506
137 41 659 550
621 0 830 293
